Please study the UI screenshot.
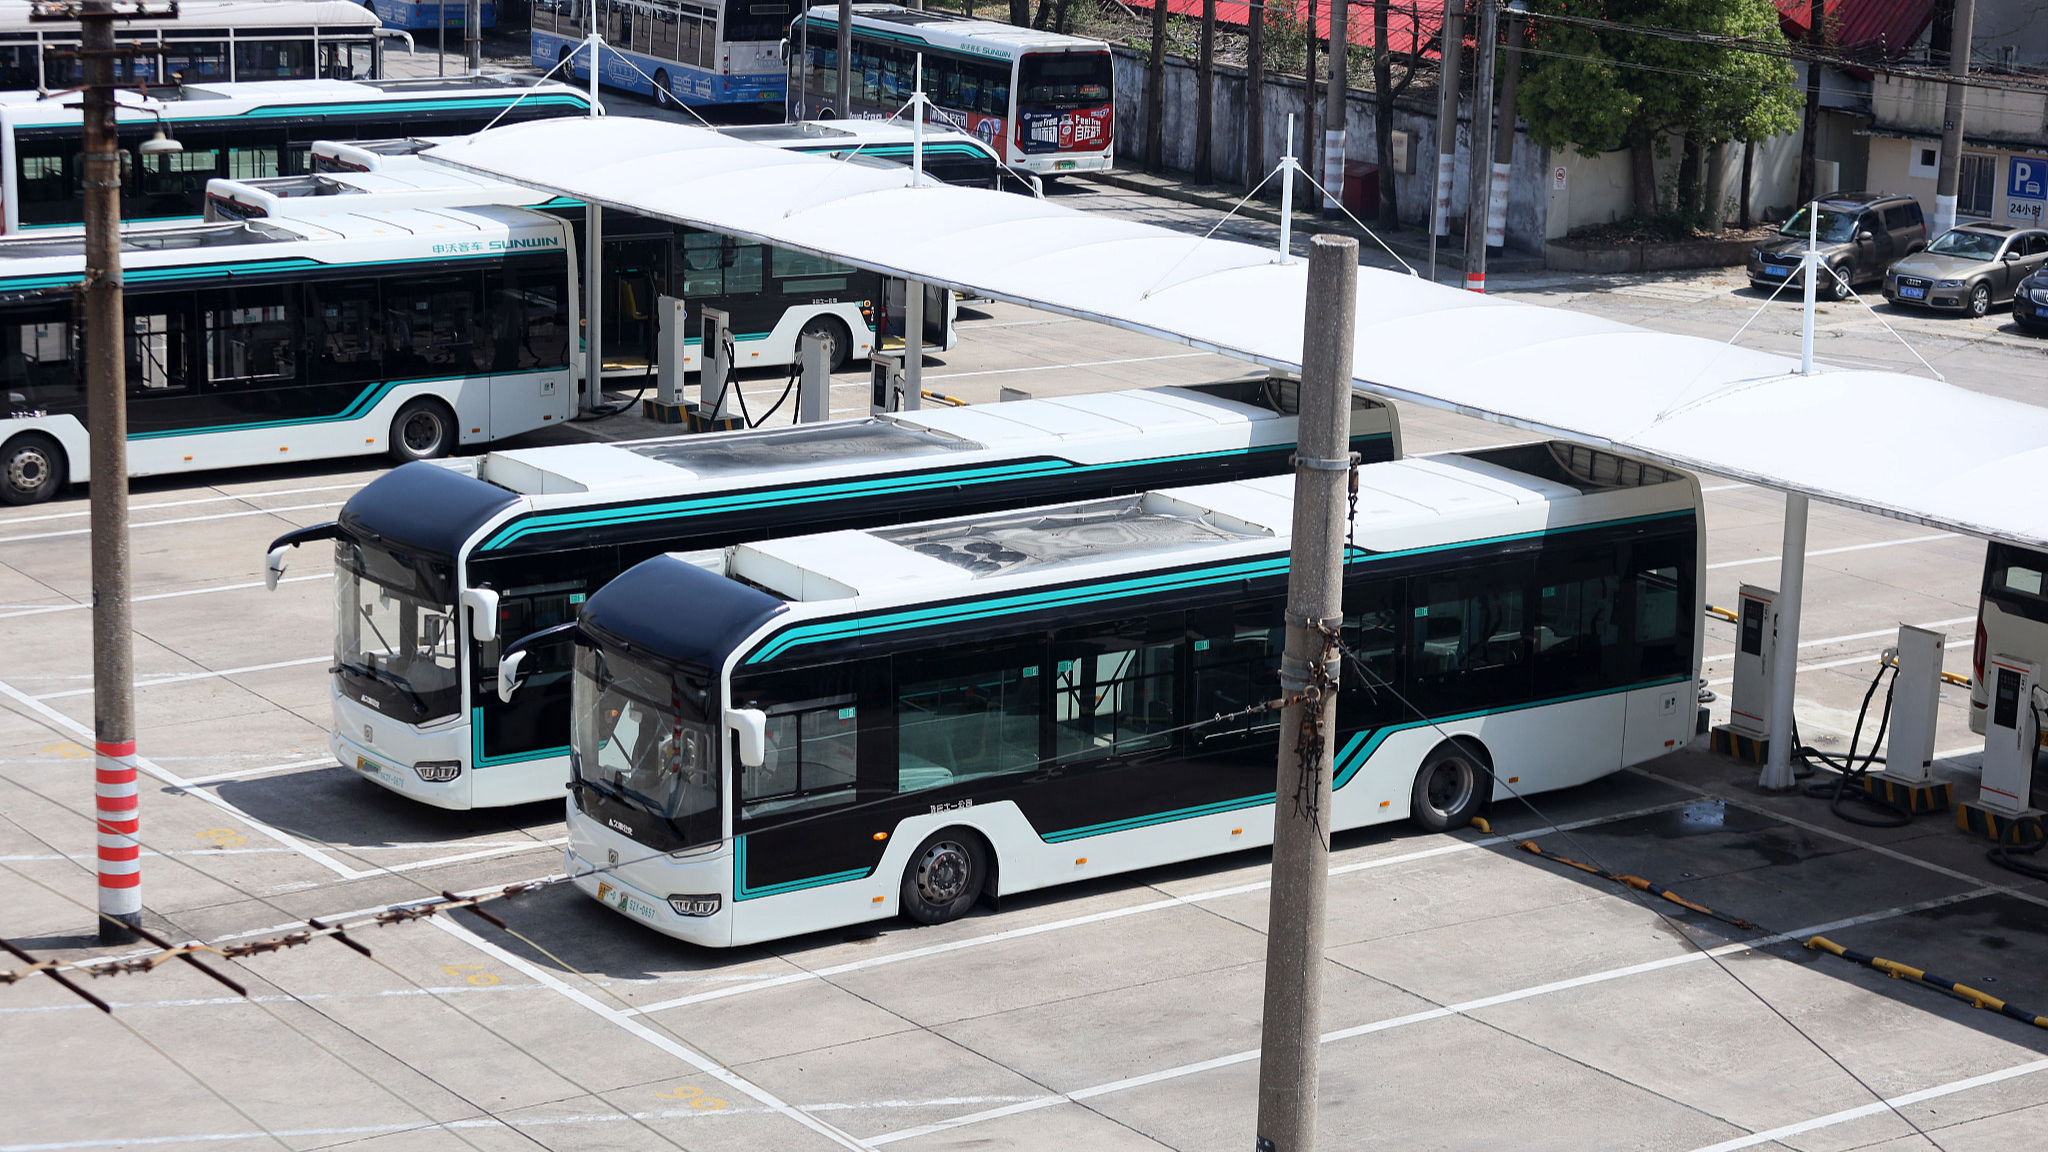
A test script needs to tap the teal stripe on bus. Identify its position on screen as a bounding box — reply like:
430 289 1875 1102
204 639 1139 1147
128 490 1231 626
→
744 509 1694 664
122 371 549 441
0 246 552 295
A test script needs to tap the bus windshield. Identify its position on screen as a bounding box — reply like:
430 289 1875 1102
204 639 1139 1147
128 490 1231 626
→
572 644 721 849
333 541 461 722
1018 51 1112 109
725 0 794 43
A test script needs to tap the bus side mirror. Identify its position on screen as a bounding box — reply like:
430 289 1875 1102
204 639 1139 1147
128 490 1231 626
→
725 708 767 768
779 37 789 62
264 545 291 591
463 587 500 644
497 649 527 703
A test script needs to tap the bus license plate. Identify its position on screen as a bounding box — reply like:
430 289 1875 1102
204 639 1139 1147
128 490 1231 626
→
355 755 381 776
596 882 660 923
1899 285 1925 299
1055 159 1076 171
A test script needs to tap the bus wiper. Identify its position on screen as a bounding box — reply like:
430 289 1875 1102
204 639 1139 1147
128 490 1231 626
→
331 660 428 718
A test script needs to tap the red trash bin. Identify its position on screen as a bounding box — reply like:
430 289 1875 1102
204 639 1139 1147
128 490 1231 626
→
1342 159 1380 218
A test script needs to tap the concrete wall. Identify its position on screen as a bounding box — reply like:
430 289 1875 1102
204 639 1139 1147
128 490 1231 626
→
1868 135 2048 227
1111 48 1554 252
1872 74 2048 145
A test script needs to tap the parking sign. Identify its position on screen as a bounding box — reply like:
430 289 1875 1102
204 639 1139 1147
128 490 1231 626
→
2009 156 2045 223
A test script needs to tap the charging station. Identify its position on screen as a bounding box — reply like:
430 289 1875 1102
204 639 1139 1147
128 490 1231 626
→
1711 584 1777 762
1958 654 2046 841
646 295 690 424
870 349 903 416
687 306 744 433
1861 625 1956 813
797 330 831 424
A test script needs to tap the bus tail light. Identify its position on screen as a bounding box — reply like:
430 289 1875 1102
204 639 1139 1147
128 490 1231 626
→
1974 613 1988 685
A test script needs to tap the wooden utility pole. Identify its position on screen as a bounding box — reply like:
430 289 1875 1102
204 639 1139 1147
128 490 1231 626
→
1196 0 1215 183
1252 233 1356 1152
838 0 852 116
1460 0 1495 290
1146 0 1167 169
1246 0 1266 190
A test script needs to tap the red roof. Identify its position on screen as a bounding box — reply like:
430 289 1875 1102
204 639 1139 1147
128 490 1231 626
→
1774 0 1934 62
1122 0 1445 60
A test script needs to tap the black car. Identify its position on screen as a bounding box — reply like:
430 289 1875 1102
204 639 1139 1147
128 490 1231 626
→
1747 192 1928 300
2015 267 2048 334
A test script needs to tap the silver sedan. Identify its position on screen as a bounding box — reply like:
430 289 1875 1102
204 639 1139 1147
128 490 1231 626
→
1884 223 2048 316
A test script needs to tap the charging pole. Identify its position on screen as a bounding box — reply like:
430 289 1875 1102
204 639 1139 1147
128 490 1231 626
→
1278 115 1297 260
1254 233 1356 1152
903 56 925 411
797 331 831 423
465 0 480 75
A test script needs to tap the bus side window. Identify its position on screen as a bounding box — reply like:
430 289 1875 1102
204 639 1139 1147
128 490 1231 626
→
1626 536 1694 680
1191 598 1285 741
126 293 197 398
1052 614 1182 765
15 139 72 219
895 645 1044 793
485 258 572 372
0 307 81 412
135 135 223 220
1409 563 1534 713
202 285 299 388
1534 544 1624 695
1338 580 1403 728
307 278 384 385
382 272 486 378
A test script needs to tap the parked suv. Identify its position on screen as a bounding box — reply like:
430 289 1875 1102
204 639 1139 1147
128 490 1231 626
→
1747 192 1928 299
1885 223 2048 317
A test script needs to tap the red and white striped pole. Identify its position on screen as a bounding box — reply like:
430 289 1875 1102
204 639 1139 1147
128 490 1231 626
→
79 2 142 944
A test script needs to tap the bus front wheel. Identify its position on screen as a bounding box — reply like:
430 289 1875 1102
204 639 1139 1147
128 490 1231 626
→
653 69 673 108
1409 740 1491 833
1 432 64 505
388 398 456 464
900 828 986 925
800 315 851 373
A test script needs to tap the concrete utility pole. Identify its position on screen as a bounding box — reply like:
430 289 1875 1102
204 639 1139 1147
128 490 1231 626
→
466 0 481 74
837 0 852 117
1253 233 1355 1152
1322 0 1347 215
72 0 145 944
1145 0 1166 169
1485 3 1523 250
1933 0 1977 234
1432 0 1465 241
1461 0 1496 290
1246 0 1265 190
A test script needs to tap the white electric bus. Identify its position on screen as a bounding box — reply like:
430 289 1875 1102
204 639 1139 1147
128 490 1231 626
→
790 4 1114 176
0 0 386 90
1969 544 2048 746
0 75 591 235
560 442 1703 947
531 0 789 107
0 204 576 504
204 140 948 376
267 383 1401 809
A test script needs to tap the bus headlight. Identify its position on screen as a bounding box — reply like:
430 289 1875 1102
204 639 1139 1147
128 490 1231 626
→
413 760 461 782
667 894 721 917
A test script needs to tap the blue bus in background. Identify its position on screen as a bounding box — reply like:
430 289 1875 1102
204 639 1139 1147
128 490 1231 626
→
531 0 789 107
368 0 499 33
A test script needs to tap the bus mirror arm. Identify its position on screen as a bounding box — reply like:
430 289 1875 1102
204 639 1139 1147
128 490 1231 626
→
462 587 501 644
725 708 768 768
263 521 340 591
498 650 528 704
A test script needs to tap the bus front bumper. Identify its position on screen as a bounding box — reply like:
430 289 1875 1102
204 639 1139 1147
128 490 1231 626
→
566 815 734 947
330 692 477 809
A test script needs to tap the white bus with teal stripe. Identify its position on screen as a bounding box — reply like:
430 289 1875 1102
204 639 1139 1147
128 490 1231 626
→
282 382 1399 811
0 204 577 505
562 441 1703 947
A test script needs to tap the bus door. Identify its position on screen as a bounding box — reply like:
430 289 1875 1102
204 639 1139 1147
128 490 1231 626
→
880 280 952 352
601 236 670 372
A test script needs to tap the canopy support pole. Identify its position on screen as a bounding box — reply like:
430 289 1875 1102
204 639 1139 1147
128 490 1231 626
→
1761 491 1808 790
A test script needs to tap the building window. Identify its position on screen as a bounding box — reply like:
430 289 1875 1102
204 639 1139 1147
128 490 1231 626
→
1959 153 1996 217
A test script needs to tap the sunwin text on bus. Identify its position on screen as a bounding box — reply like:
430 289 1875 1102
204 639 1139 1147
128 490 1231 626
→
0 76 590 235
563 443 1703 947
790 4 1114 176
274 384 1399 810
0 206 575 505
531 0 790 107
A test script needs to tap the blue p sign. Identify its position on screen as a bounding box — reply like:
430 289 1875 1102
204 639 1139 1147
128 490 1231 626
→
2011 157 2046 202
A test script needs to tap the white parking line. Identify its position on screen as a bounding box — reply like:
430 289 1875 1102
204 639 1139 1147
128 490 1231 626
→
1701 616 1975 663
0 573 330 620
1684 1057 2048 1152
0 483 362 525
32 656 330 700
627 801 1692 1019
1707 533 1962 570
0 501 344 545
865 890 1994 1145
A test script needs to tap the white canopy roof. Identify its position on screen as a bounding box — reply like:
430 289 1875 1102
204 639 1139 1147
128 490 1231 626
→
424 116 2048 550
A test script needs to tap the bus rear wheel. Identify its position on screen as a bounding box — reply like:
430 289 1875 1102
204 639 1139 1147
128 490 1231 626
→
653 68 673 107
389 398 456 464
800 315 851 372
1 432 64 505
900 828 986 925
1409 740 1490 833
